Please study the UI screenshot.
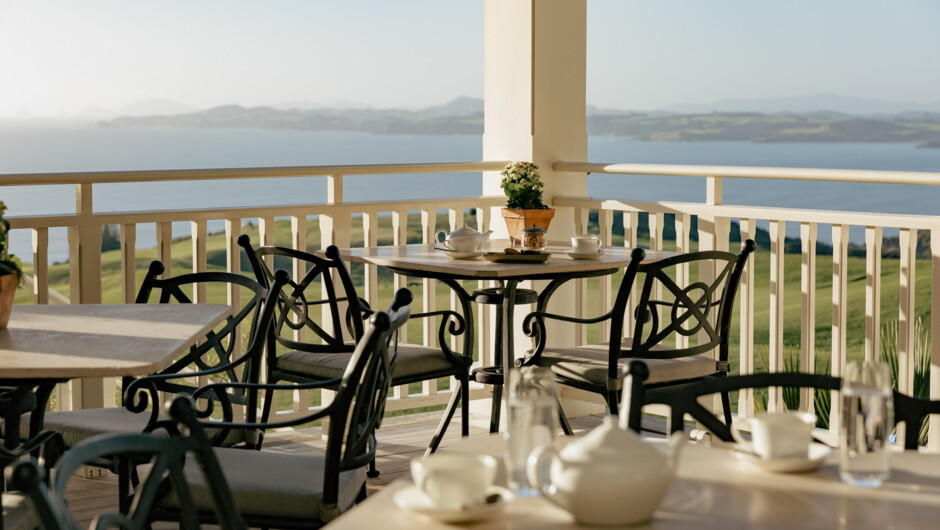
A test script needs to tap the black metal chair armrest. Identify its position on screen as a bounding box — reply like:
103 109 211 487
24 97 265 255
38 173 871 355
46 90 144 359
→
520 309 614 363
408 309 469 362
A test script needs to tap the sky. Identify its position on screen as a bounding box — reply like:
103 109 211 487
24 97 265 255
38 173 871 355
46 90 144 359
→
0 0 938 118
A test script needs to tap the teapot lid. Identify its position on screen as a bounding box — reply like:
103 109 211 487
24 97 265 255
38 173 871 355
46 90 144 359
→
560 416 662 463
448 226 484 238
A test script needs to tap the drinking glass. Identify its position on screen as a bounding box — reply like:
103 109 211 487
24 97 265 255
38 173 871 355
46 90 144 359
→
839 360 893 487
505 366 556 497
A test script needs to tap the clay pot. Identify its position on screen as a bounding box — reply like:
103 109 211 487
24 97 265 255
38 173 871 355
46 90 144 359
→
0 273 17 330
501 208 555 246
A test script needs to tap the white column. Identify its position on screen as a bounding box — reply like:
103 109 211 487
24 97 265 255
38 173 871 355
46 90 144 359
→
483 0 592 412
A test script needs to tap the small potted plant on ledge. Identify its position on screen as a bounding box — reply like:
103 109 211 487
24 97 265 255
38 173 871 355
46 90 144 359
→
500 161 555 245
0 201 22 330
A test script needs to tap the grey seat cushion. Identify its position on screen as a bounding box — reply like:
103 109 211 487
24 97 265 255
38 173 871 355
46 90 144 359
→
34 407 246 448
536 340 718 386
2 492 39 530
278 341 458 382
158 447 366 522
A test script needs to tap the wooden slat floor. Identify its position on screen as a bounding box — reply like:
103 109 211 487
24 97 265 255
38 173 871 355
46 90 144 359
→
63 408 666 528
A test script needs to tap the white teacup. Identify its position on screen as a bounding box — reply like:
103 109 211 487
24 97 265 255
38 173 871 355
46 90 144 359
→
410 453 497 510
732 411 815 460
571 234 602 254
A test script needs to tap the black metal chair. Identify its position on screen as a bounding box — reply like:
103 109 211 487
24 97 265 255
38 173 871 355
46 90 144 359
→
34 262 287 514
623 359 940 451
148 289 412 528
522 240 755 422
37 262 284 448
239 236 470 457
10 396 245 530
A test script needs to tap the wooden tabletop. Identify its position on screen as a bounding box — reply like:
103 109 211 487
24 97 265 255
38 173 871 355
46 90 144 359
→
327 435 940 529
338 240 673 280
0 304 231 379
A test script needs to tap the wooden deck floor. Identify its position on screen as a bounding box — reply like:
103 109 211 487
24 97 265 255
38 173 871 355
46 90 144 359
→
63 407 656 527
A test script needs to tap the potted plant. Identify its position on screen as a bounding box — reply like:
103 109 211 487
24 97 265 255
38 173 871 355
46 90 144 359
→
500 161 554 244
0 201 22 330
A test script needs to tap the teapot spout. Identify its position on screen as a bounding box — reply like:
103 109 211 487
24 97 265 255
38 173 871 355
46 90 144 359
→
481 230 494 240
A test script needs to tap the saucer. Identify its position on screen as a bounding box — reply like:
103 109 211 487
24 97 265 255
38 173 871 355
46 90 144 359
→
566 250 604 260
393 485 513 523
435 247 484 260
729 442 833 473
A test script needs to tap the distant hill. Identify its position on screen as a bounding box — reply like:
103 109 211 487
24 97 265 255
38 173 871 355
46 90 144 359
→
662 94 940 115
100 97 940 148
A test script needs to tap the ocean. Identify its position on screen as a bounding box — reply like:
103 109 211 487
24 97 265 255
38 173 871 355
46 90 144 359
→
2 121 939 262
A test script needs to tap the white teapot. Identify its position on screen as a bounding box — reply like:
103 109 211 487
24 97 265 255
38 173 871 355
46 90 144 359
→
527 416 682 526
434 226 493 253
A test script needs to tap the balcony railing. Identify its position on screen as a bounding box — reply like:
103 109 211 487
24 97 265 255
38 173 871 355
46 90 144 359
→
3 160 938 450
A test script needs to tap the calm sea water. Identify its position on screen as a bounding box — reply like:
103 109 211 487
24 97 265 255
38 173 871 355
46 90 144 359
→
2 121 939 262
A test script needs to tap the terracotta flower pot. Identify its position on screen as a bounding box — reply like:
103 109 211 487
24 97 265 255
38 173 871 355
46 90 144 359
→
0 273 17 330
501 208 555 245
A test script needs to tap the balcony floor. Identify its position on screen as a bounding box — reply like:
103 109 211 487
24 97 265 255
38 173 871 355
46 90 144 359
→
64 407 666 527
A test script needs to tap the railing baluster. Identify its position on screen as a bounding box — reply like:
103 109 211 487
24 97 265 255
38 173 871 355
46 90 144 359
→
224 218 244 421
830 224 849 433
120 224 136 303
392 209 409 343
800 222 817 414
624 211 639 338
675 214 691 350
574 207 589 345
865 227 882 363
898 228 917 396
363 211 379 305
738 218 756 417
598 209 613 340
420 209 437 399
930 229 940 452
769 220 786 411
448 208 464 356
31 228 49 305
156 221 172 277
259 216 275 273
290 215 309 415
191 220 207 302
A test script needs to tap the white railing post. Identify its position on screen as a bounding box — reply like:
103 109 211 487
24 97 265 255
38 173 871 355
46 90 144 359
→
769 220 786 410
31 228 49 305
830 224 849 433
799 222 817 414
191 220 208 301
865 227 883 363
120 224 137 303
319 175 349 430
930 229 940 452
898 229 917 395
738 219 756 416
68 183 104 410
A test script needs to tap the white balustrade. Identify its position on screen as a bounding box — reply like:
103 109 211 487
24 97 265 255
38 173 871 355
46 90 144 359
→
3 160 939 450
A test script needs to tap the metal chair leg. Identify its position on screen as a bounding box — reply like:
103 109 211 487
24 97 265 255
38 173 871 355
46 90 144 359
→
555 393 574 436
426 386 461 455
489 383 502 433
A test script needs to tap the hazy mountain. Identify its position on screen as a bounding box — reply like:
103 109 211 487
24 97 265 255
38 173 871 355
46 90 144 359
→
100 97 940 148
118 99 199 116
662 94 940 116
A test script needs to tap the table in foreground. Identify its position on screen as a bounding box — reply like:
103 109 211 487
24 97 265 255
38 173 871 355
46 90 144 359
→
326 435 940 529
0 303 231 379
0 303 232 445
